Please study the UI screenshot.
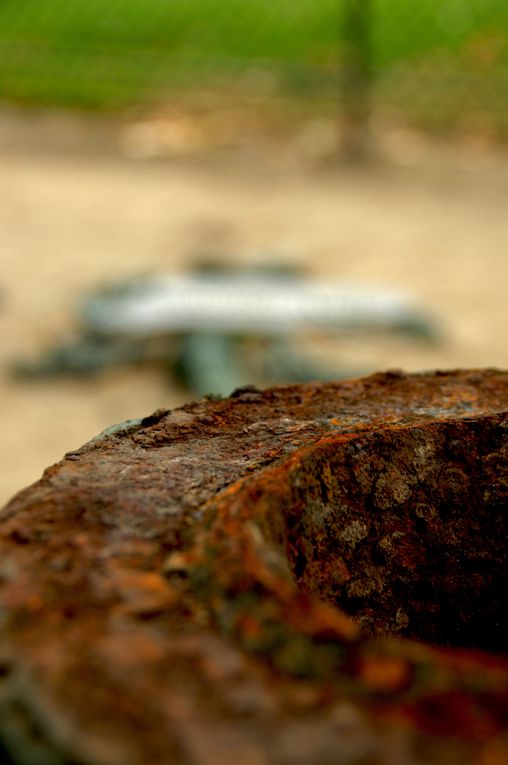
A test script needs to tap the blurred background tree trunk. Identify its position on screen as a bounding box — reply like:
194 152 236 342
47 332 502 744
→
341 0 373 161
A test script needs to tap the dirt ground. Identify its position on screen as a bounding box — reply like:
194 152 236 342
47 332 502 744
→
1 106 507 507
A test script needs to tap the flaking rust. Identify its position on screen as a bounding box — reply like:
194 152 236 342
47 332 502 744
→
0 369 507 765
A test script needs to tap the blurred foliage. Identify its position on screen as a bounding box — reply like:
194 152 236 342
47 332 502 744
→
0 0 507 135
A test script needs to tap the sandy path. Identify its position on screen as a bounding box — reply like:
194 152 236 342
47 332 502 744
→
1 111 507 506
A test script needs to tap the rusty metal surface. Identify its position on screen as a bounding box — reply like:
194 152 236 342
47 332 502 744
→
0 369 507 765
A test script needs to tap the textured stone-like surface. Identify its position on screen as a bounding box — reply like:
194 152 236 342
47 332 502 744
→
0 369 507 765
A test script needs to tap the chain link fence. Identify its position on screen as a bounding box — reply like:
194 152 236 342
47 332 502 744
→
1 0 507 140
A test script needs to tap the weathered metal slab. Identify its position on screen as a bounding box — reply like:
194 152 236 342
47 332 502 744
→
0 370 506 764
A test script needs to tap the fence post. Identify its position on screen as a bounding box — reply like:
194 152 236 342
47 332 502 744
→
341 0 373 161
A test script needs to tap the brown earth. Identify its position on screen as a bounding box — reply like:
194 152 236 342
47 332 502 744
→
0 106 508 507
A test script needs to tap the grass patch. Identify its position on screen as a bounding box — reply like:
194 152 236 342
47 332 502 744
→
0 0 507 127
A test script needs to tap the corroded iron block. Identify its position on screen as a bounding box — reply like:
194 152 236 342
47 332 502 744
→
0 370 507 765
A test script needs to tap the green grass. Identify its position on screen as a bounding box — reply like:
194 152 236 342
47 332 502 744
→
0 0 507 126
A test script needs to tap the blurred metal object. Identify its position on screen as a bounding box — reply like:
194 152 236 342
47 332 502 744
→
11 268 438 397
83 273 435 338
